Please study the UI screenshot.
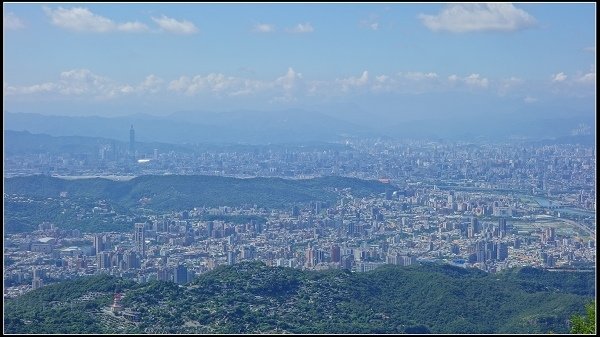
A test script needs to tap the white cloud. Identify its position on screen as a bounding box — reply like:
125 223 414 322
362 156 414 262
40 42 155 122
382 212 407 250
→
229 78 265 96
168 73 265 97
337 71 369 91
43 6 148 33
168 76 191 92
272 67 302 101
204 73 237 92
276 68 301 91
137 75 163 93
552 72 567 82
359 14 380 31
117 21 149 33
375 75 389 82
447 73 489 88
306 80 328 96
4 12 25 30
288 22 314 33
465 74 489 88
419 4 536 33
253 23 275 33
7 69 549 101
4 82 56 95
403 72 438 81
152 15 198 34
583 46 595 53
371 74 399 92
4 69 151 99
168 68 304 100
58 69 114 96
524 95 538 103
576 72 595 85
44 7 113 32
120 85 135 94
360 21 379 31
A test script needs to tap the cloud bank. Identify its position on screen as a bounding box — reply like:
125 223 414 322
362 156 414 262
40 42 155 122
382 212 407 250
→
419 4 536 33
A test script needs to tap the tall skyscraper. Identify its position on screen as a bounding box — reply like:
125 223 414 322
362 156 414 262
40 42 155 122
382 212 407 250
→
447 192 454 205
227 251 236 265
129 125 135 158
206 221 214 237
331 244 341 263
32 276 44 290
93 235 104 256
97 251 112 269
305 247 315 267
292 205 300 217
498 218 507 231
497 242 509 261
470 217 480 234
174 264 188 285
134 223 146 257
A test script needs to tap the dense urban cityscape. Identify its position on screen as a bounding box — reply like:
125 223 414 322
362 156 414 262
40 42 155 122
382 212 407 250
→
4 125 596 302
4 2 595 334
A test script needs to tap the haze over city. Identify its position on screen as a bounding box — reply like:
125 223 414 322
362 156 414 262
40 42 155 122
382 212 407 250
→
3 3 596 335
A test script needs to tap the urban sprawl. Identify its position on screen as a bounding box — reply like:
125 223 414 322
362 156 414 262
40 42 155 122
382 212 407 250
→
4 130 596 299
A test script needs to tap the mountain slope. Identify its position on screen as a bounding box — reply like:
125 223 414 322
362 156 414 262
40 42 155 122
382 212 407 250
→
4 175 392 233
4 262 594 334
4 174 390 210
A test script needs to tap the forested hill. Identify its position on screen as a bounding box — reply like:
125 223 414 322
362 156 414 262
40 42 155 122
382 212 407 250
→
4 262 595 334
4 174 392 210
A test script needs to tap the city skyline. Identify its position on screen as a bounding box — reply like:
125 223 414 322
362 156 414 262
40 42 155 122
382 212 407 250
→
3 3 596 334
3 3 596 117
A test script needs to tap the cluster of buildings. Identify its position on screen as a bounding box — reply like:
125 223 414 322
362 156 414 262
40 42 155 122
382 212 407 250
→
4 131 597 213
3 131 596 298
4 181 595 298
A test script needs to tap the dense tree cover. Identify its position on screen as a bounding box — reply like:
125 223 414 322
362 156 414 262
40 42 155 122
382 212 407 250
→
5 175 389 210
570 301 596 334
496 266 596 296
4 274 136 334
5 262 594 334
4 175 389 233
4 197 131 233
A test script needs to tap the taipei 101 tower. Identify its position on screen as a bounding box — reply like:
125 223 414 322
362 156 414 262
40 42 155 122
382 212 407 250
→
129 125 135 159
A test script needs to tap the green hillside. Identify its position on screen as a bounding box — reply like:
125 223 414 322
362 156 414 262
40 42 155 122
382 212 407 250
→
4 175 391 233
4 262 594 334
4 174 390 210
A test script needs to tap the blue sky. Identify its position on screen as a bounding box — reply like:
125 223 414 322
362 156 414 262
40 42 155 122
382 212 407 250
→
3 3 596 117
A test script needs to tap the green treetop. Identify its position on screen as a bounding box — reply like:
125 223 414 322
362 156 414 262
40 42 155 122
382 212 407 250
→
570 301 596 334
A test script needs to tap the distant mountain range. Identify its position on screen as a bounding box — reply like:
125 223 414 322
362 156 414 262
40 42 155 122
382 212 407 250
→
4 108 594 144
4 130 195 156
4 109 373 144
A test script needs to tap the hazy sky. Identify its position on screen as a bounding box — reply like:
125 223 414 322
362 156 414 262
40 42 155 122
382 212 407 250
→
3 3 596 117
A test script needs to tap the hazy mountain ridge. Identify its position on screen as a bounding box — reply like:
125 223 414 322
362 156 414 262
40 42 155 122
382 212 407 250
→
5 107 594 144
4 174 390 209
4 109 372 144
4 130 196 155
